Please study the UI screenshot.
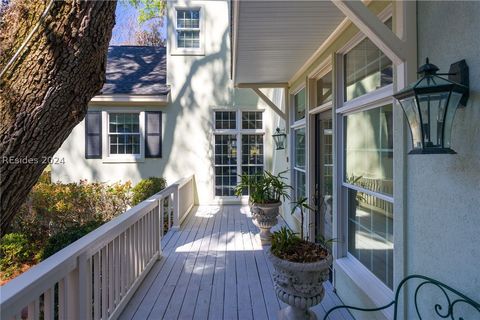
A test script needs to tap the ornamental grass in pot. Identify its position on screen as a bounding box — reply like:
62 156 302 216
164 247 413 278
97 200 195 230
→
268 197 333 320
234 170 290 245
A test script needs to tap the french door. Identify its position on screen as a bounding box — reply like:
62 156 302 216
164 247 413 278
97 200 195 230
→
314 111 333 249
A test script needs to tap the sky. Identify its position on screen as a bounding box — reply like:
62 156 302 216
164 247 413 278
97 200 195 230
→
111 2 167 45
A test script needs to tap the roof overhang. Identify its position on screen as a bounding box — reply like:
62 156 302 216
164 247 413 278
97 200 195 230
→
232 1 409 88
232 0 346 86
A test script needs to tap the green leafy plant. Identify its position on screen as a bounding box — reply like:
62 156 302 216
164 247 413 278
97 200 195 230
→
0 233 35 279
234 170 291 204
316 234 336 249
131 177 167 205
291 196 315 240
126 0 166 23
270 227 301 258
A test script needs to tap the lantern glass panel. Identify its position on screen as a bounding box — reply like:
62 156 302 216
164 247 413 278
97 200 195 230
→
399 97 422 149
416 92 450 147
443 92 462 148
273 134 285 150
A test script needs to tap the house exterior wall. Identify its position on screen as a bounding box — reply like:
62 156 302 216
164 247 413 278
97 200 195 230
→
404 1 480 317
52 0 285 205
274 1 479 319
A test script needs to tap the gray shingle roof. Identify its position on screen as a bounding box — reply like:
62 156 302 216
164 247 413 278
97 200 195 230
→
100 46 168 95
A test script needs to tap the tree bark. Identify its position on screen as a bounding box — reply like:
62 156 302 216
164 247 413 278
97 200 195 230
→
0 0 117 235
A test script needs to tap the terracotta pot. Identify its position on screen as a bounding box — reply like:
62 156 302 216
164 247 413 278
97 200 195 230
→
250 201 281 245
268 249 333 320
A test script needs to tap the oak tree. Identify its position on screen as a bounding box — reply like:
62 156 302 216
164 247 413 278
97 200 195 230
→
0 0 117 234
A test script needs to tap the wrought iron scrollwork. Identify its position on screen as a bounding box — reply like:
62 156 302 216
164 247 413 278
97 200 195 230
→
323 274 480 320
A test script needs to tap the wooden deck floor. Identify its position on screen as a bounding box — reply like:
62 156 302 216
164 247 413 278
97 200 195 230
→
119 205 353 320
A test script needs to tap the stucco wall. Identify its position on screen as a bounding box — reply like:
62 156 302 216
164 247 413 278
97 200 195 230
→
403 1 480 316
53 0 285 205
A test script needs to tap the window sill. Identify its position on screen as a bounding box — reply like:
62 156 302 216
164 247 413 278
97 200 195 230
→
334 255 394 319
102 156 144 164
171 48 205 56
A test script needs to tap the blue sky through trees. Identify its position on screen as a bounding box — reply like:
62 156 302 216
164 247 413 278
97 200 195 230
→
111 2 167 45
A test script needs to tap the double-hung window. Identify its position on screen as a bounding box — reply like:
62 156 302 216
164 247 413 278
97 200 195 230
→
174 8 203 54
85 111 162 162
108 113 141 155
291 88 307 202
339 16 394 290
214 110 264 197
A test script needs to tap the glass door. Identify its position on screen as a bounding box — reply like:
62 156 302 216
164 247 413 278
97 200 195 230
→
314 111 333 250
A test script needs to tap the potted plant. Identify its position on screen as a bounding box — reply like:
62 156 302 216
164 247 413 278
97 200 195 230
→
234 170 290 245
268 197 333 320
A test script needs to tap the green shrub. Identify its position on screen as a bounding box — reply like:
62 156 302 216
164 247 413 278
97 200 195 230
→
131 177 167 205
0 233 34 279
42 220 105 259
12 180 132 244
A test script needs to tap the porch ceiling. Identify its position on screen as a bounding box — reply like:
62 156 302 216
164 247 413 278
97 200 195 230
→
233 1 345 85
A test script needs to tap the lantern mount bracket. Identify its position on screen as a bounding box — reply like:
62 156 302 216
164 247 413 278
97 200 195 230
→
448 59 469 107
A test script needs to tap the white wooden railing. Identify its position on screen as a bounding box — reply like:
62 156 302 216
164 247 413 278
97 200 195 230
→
0 175 195 320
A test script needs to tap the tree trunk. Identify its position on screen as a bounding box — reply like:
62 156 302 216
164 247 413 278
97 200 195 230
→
0 0 117 235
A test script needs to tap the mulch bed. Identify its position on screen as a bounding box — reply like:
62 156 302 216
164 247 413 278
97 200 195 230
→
274 240 329 263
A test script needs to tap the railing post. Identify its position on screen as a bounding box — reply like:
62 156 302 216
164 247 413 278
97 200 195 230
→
172 184 180 230
78 253 91 320
66 268 79 320
157 199 163 257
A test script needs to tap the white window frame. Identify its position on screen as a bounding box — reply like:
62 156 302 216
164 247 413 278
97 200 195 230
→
172 6 205 56
290 86 307 221
333 6 395 315
212 109 265 200
307 59 334 242
102 110 145 163
309 61 334 115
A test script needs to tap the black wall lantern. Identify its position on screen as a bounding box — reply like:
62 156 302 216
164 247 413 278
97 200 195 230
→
272 128 287 150
393 58 469 154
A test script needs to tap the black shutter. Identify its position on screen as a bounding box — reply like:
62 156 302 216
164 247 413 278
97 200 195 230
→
145 112 162 158
85 112 102 159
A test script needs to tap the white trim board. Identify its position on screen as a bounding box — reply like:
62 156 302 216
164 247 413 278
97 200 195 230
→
332 1 405 65
90 94 169 105
335 256 394 319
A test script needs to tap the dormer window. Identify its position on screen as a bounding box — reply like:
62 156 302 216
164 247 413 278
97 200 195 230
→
173 7 204 55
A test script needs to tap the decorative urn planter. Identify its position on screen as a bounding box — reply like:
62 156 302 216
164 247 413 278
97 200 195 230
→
268 249 333 320
251 201 281 245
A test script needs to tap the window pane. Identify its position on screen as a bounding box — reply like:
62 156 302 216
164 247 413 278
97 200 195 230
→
347 188 393 289
241 134 263 166
242 111 262 129
214 166 237 196
177 9 200 28
316 71 333 106
294 170 306 202
344 18 393 101
294 127 306 170
214 111 236 130
177 31 200 48
109 113 140 155
344 105 393 196
294 88 306 121
214 134 237 196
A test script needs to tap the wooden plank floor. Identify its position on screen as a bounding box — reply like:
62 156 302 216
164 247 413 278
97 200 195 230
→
119 205 353 320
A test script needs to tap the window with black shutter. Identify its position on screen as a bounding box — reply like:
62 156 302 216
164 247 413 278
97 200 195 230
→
145 112 162 158
85 112 102 159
